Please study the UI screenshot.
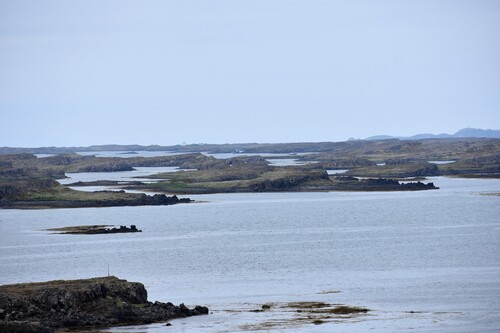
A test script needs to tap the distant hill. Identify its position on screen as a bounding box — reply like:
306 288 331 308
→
1 128 499 155
453 128 500 138
365 128 500 140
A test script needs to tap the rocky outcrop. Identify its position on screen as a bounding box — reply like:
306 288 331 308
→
0 276 208 332
332 176 438 191
47 225 142 235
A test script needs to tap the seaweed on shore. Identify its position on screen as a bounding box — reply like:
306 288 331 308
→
237 301 370 331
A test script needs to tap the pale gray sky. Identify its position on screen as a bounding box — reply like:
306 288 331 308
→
1 0 499 147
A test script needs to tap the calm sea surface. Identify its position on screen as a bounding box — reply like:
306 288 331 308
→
0 176 499 332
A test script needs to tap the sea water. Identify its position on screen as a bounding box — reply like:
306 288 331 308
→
0 177 499 332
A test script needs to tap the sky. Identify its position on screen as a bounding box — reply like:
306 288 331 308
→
0 0 499 147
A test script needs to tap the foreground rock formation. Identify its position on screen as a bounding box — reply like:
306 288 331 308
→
0 276 208 333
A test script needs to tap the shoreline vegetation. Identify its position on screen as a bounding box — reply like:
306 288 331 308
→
1 138 499 209
0 276 208 333
224 301 370 331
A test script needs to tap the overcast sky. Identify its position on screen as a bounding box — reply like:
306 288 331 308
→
1 1 499 147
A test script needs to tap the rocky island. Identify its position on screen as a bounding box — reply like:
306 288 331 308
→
47 224 142 235
0 276 209 333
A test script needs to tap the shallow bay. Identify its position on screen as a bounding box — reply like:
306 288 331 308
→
0 177 499 332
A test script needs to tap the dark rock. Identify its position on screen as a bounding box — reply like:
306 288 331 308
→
193 305 209 315
0 277 208 332
332 176 438 191
0 320 53 333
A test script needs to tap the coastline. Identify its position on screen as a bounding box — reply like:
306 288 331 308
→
0 276 208 333
0 189 192 210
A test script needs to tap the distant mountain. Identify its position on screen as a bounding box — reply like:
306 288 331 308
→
362 135 395 141
365 128 500 140
453 128 500 138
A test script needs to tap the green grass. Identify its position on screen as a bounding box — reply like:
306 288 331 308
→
346 162 439 178
139 166 331 194
25 185 142 202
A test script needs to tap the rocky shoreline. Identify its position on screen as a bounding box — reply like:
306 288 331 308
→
0 193 192 209
0 276 208 333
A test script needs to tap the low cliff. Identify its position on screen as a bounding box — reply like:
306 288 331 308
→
0 276 208 332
